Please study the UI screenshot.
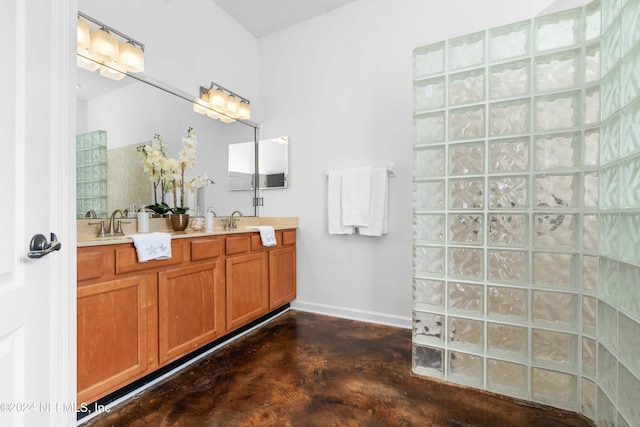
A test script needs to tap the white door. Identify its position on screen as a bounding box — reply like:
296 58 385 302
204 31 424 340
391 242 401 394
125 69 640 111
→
0 1 75 426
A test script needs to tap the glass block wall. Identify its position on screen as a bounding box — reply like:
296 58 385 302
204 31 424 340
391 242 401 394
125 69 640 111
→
76 130 108 218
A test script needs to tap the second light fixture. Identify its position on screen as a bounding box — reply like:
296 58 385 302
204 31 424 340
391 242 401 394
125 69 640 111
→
194 83 251 123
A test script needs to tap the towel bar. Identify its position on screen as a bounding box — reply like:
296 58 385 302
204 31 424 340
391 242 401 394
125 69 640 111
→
323 163 396 177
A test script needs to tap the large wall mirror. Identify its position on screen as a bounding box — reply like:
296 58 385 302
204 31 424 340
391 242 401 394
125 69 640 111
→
228 136 289 191
76 61 259 219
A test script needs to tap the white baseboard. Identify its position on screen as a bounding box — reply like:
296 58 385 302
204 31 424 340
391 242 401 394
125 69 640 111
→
290 300 412 329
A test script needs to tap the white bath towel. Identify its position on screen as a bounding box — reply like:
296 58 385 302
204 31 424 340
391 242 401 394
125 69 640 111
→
341 167 372 227
130 232 172 262
246 226 277 247
358 167 389 236
327 170 354 234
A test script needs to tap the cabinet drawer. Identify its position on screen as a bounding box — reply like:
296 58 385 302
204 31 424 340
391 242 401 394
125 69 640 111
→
115 241 184 274
282 229 296 246
225 235 251 255
77 250 106 282
191 238 221 261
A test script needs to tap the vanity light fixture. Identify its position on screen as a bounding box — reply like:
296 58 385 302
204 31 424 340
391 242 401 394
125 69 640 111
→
77 12 145 81
193 82 251 123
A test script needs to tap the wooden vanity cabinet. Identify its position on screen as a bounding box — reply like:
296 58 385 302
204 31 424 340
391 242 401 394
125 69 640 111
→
269 230 297 309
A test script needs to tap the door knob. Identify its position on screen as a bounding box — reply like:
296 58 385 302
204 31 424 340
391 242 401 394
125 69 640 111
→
27 232 62 259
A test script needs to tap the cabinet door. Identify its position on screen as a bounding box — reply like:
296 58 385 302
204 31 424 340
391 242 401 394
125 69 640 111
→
158 261 224 364
269 246 297 309
226 252 269 331
77 275 149 404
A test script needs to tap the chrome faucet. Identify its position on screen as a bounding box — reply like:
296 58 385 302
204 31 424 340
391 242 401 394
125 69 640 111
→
107 209 130 236
225 210 243 230
84 209 97 219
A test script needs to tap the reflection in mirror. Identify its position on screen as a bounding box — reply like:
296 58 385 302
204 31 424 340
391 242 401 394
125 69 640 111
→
227 137 289 191
76 60 259 218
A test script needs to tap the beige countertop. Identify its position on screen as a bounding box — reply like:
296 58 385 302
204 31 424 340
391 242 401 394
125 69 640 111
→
77 216 298 247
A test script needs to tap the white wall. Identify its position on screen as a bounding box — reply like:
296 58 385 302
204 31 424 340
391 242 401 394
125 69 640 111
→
256 0 557 327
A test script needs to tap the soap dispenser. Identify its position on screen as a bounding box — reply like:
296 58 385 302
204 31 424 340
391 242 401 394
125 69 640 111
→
137 207 150 233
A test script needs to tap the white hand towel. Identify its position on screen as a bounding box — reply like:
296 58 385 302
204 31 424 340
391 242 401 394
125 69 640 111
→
358 167 389 236
327 170 354 234
246 226 277 247
341 167 372 227
130 232 172 262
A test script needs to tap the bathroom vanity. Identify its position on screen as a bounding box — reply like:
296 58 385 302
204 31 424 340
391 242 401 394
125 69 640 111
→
76 218 297 405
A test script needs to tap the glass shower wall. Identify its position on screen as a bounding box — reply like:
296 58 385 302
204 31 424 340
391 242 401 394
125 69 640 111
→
413 0 640 423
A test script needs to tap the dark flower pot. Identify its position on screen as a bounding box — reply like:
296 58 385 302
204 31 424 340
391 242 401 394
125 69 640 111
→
171 214 190 231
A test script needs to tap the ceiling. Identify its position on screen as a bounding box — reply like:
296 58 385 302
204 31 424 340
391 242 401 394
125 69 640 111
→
211 0 360 38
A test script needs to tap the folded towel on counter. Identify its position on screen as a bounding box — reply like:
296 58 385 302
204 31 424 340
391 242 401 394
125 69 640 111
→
327 170 355 234
246 226 277 247
341 167 372 227
358 167 389 237
130 232 172 262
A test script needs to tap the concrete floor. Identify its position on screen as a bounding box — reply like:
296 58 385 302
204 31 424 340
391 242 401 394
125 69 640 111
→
80 310 593 426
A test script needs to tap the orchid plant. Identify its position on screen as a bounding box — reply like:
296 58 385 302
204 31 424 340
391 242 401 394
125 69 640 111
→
138 127 213 215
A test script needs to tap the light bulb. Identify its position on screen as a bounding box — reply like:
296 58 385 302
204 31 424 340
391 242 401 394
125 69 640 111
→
238 101 251 120
90 28 119 64
209 88 228 114
77 19 90 51
119 42 144 73
226 96 240 118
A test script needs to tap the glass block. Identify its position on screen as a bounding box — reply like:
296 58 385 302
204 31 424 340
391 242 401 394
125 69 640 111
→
532 329 577 368
602 17 621 76
583 255 598 293
488 137 529 172
413 279 445 311
449 213 483 245
415 146 445 178
414 77 446 111
415 181 445 210
597 385 616 427
449 141 484 175
488 249 527 284
414 42 445 79
602 0 620 32
448 68 485 106
585 0 602 41
600 115 620 166
584 173 599 209
620 97 640 157
534 174 578 208
449 178 484 209
489 20 530 62
599 165 619 210
535 8 582 53
583 215 599 251
599 214 619 258
585 43 601 84
448 350 483 388
449 247 483 280
534 49 581 92
621 45 640 107
487 323 527 360
448 31 485 71
597 344 618 399
621 0 640 54
489 176 528 209
487 286 528 322
531 368 576 410
415 112 445 144
618 363 640 427
581 377 596 419
619 262 640 320
413 246 445 277
532 291 578 329
414 214 444 243
619 312 640 376
489 60 530 100
585 86 600 125
448 317 483 352
583 338 599 383
488 214 528 247
534 91 581 132
598 300 618 352
619 413 633 427
600 66 620 122
448 281 483 315
620 214 640 264
534 132 579 170
583 296 597 334
599 256 619 306
532 252 576 288
413 311 445 345
449 106 485 140
487 359 527 399
412 344 444 376
533 213 577 249
489 99 531 137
